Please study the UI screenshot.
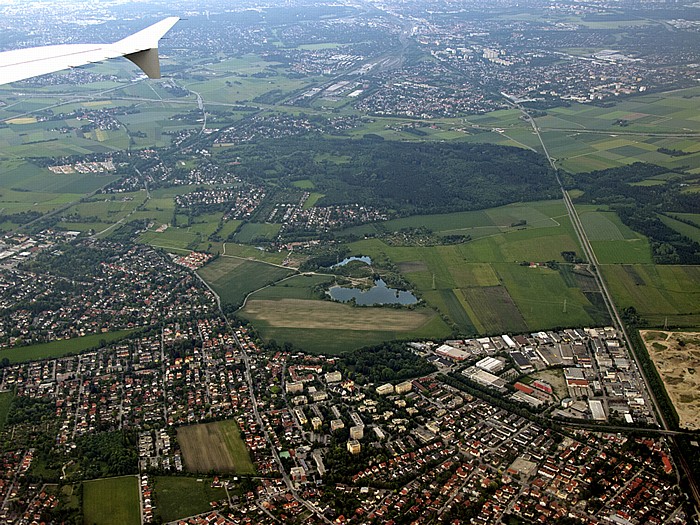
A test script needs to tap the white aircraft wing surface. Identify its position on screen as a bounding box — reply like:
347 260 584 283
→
0 17 179 85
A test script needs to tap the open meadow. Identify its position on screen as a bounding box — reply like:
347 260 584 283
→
240 297 451 354
177 420 256 474
198 256 295 307
602 265 700 327
82 476 140 525
153 477 229 523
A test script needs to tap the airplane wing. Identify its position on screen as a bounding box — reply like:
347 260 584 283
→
0 17 179 85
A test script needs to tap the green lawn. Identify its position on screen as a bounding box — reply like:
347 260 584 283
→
83 476 140 525
0 330 133 364
138 227 200 251
234 222 282 243
153 477 229 523
0 391 14 432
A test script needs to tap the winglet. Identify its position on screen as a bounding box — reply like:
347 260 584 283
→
113 17 179 79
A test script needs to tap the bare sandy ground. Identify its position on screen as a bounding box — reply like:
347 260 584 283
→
641 330 700 430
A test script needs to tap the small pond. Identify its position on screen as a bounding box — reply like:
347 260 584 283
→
328 278 418 306
331 256 373 268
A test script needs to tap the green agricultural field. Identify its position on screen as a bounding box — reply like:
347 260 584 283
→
240 297 451 354
529 87 700 172
234 222 282 243
177 420 256 474
67 195 146 222
669 213 700 227
187 212 226 237
82 476 140 525
252 274 334 300
138 227 200 252
660 214 700 243
590 240 653 264
153 477 229 523
421 289 477 334
346 200 574 252
198 256 295 307
0 330 132 364
222 243 289 264
246 197 606 336
462 286 528 334
0 158 118 195
494 263 606 329
218 219 243 240
577 207 638 241
342 199 606 334
184 73 309 105
602 264 700 327
0 391 14 432
56 221 112 233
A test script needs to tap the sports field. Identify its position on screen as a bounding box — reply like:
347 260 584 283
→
177 420 256 474
82 476 140 525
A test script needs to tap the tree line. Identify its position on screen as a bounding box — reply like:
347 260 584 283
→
568 163 700 264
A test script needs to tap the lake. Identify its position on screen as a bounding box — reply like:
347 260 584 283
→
328 278 418 306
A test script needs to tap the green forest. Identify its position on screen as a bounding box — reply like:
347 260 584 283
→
219 137 560 215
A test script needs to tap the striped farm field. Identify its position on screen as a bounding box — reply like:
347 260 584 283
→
177 420 255 475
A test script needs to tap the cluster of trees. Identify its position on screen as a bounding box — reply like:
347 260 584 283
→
222 137 559 216
341 342 436 384
616 206 700 264
7 396 55 425
657 147 690 157
70 431 138 479
20 242 117 279
0 210 43 227
569 163 700 264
